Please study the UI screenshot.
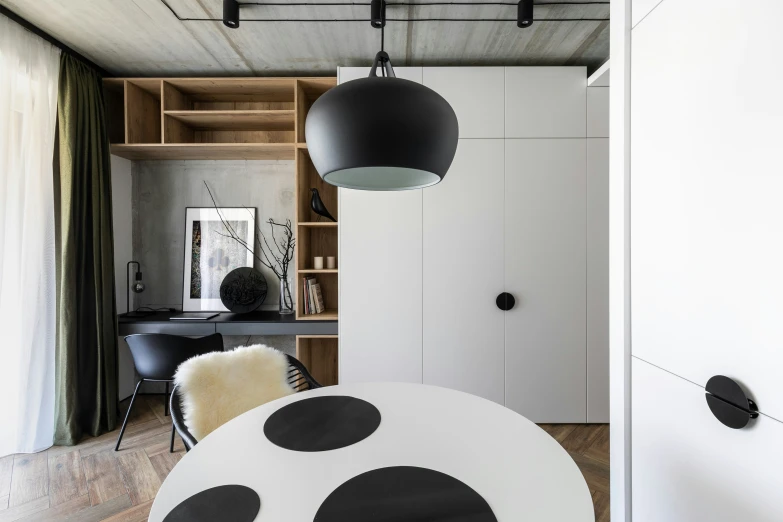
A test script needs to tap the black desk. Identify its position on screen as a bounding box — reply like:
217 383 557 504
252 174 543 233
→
118 311 338 336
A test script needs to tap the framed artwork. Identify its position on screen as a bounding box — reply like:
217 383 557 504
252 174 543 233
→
183 207 255 311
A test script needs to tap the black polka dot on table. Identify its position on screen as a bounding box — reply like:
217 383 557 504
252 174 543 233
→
264 395 381 452
162 485 260 522
314 466 498 522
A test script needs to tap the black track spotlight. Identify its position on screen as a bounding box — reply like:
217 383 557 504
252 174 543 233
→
223 0 240 28
517 0 534 28
370 0 386 28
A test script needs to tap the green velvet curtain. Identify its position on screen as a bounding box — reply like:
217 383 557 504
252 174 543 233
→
53 54 118 445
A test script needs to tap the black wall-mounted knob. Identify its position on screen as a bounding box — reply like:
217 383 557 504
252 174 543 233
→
496 292 515 311
705 375 759 429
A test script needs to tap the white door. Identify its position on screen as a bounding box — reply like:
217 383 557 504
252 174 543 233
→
631 0 783 421
629 0 783 518
338 67 425 384
504 139 587 422
632 358 783 522
423 139 505 404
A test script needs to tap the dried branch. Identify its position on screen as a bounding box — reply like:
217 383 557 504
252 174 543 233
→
204 182 296 294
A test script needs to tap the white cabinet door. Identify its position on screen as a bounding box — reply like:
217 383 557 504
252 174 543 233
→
422 67 504 138
338 66 424 384
505 139 586 422
505 67 586 139
631 0 783 421
632 357 783 522
423 140 505 404
587 138 609 422
339 189 424 384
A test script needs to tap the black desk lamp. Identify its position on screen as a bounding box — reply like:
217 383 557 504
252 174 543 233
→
126 261 153 317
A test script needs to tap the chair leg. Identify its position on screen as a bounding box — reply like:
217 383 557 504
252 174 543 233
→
115 379 144 451
164 381 170 417
170 423 176 453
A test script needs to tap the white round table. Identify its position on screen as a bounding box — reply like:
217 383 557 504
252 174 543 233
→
149 382 594 521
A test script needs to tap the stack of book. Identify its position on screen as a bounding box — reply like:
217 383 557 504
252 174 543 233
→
302 277 325 314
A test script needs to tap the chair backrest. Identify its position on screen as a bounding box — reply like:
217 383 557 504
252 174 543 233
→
171 354 321 450
170 385 197 451
286 354 322 391
124 333 223 380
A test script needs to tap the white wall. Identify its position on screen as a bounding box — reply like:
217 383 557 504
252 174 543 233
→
111 154 136 400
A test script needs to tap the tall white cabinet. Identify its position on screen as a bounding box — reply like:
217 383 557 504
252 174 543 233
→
624 0 783 520
340 66 605 423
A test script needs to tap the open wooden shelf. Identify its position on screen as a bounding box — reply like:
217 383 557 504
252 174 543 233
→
299 309 338 321
295 144 338 320
110 143 294 160
103 77 336 160
163 110 295 131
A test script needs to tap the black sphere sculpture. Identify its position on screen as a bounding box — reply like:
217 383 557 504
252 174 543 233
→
220 267 267 313
305 52 459 191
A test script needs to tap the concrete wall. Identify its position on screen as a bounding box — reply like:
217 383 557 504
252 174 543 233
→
131 159 295 312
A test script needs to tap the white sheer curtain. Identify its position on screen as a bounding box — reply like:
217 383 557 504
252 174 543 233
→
0 14 61 456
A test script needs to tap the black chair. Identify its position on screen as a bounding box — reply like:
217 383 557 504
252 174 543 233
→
116 333 224 452
170 354 321 451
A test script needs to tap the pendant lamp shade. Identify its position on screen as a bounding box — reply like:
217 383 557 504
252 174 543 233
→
305 53 459 191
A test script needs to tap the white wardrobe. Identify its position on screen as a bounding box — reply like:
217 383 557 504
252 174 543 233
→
623 0 783 520
339 66 608 423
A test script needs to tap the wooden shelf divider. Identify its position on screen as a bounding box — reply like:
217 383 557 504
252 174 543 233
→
163 110 295 131
109 143 295 160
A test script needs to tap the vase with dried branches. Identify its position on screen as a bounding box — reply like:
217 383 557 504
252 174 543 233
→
205 182 296 314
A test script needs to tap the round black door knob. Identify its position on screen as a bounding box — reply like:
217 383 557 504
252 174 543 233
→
705 375 759 429
496 292 515 311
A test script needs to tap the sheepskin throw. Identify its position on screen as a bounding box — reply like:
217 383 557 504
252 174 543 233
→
174 344 295 441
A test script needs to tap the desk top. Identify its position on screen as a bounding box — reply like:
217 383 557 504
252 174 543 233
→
119 311 335 324
118 311 337 336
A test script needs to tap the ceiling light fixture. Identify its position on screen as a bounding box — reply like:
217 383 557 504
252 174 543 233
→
305 0 459 191
223 0 240 28
517 0 534 28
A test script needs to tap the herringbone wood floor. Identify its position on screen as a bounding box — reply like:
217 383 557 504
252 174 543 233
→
0 396 609 521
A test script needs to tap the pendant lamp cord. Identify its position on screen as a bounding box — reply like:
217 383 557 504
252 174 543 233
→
380 23 386 76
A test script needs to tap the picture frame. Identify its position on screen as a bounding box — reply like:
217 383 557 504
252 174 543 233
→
182 207 255 312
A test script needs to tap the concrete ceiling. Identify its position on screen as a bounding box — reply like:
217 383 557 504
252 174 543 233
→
0 0 609 77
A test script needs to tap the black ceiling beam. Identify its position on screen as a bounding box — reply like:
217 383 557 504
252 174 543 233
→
0 4 111 77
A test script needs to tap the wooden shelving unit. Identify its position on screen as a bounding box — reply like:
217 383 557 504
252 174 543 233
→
103 77 335 160
294 144 339 321
104 75 339 376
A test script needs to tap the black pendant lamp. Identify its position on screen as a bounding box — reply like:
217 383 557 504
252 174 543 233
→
305 5 459 191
